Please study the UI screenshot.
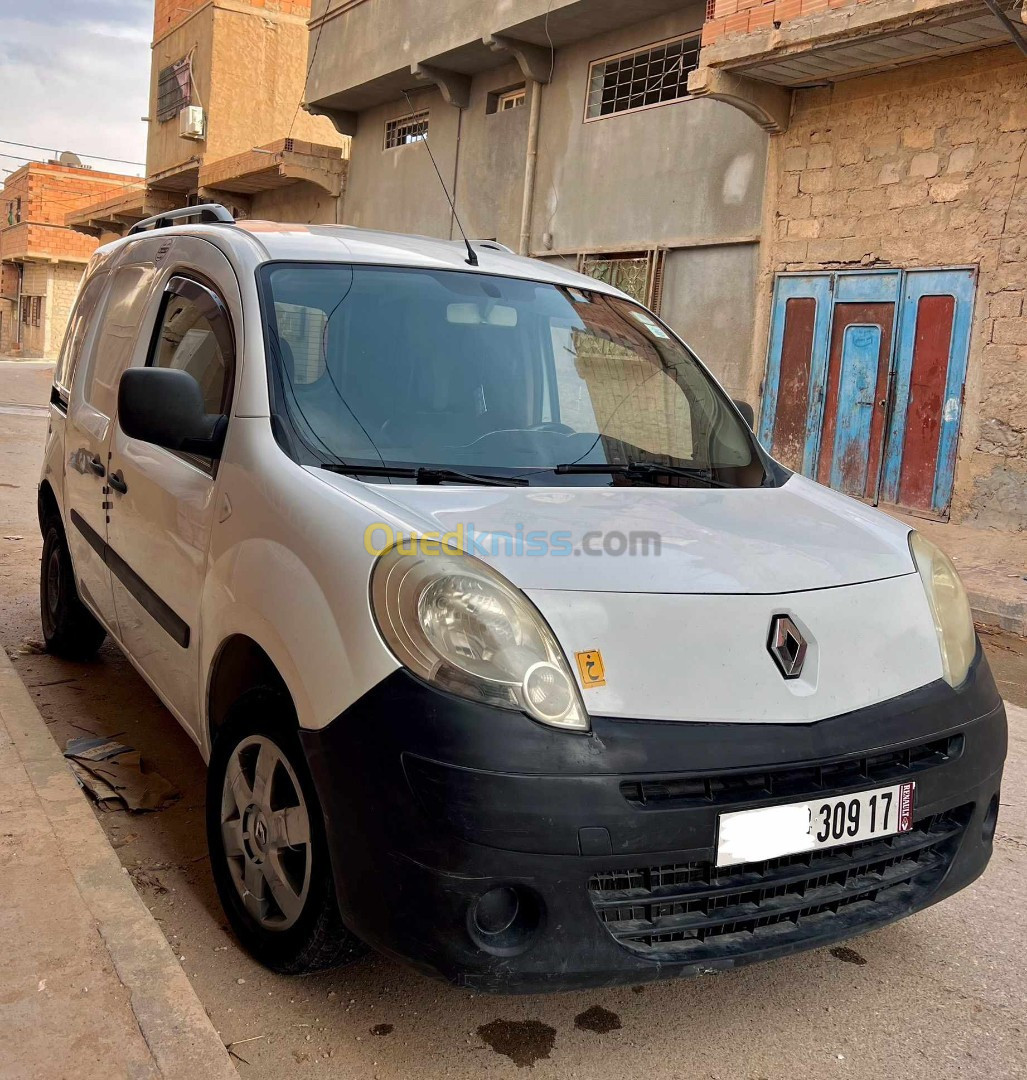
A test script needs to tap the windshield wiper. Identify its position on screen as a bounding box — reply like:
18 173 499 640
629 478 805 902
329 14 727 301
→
321 464 528 487
553 461 732 488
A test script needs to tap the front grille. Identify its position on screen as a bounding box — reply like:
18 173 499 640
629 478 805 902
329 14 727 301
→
619 735 962 809
588 806 971 962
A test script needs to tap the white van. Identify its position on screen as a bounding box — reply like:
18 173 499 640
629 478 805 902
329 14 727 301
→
39 206 1006 992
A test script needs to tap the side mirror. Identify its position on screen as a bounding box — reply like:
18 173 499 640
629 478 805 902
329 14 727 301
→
732 398 756 429
118 367 227 458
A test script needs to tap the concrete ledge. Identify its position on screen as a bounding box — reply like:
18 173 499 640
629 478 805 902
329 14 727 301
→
0 650 237 1080
968 589 1027 638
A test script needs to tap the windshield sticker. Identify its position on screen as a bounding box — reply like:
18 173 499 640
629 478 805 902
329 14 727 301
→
630 310 669 338
576 649 607 689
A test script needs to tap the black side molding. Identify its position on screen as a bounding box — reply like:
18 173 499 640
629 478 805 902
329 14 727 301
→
70 509 190 648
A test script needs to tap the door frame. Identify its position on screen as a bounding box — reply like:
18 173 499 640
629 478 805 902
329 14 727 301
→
759 266 977 519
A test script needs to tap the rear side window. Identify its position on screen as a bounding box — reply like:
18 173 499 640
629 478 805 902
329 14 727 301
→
151 283 232 414
54 271 109 406
84 265 156 417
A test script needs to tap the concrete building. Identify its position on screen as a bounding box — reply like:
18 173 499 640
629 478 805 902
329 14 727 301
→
0 162 143 358
302 0 770 400
69 0 349 240
692 0 1027 530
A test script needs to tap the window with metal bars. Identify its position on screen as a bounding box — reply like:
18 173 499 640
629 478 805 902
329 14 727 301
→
31 296 41 327
156 57 192 123
384 111 429 150
576 250 667 313
585 35 700 121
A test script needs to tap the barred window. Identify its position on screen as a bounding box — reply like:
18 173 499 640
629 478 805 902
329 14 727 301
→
156 57 192 123
384 111 429 150
577 250 667 313
31 296 42 327
585 35 700 121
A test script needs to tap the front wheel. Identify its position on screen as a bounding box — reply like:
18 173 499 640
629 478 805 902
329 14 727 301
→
40 517 107 660
206 691 366 974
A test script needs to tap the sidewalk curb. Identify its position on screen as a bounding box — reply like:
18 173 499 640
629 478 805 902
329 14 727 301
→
0 651 238 1080
969 589 1027 639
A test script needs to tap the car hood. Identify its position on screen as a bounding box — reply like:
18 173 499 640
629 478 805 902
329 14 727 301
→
315 470 915 595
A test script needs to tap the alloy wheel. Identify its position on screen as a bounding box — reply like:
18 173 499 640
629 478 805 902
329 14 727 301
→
220 734 312 932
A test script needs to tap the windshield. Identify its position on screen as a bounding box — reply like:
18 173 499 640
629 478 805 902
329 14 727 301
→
260 263 767 487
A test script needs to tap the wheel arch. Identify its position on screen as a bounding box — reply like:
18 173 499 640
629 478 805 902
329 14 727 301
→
37 479 61 535
206 634 295 752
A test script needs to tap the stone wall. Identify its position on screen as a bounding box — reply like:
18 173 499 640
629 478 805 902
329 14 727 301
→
757 44 1027 529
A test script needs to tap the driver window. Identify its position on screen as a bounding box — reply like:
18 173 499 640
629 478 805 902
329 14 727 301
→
152 289 231 414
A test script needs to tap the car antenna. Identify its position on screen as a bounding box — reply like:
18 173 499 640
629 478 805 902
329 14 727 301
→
401 90 478 267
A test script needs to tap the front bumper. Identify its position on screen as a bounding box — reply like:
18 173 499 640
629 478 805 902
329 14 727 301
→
300 650 1006 993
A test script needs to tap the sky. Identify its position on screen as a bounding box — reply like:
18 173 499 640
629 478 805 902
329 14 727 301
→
0 0 151 180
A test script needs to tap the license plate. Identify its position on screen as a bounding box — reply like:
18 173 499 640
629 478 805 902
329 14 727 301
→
716 782 915 868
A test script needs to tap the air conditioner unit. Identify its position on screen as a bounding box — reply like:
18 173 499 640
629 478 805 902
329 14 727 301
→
179 106 206 140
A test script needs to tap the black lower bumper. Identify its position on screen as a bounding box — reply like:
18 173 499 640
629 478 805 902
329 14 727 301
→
300 650 1006 993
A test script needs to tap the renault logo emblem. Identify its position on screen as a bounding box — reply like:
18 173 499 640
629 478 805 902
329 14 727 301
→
768 615 807 679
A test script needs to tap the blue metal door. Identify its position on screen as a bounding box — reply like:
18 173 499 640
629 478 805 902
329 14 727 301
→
760 268 976 517
830 324 882 495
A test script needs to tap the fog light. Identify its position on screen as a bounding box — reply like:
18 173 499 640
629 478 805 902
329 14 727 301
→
467 885 543 957
472 886 520 937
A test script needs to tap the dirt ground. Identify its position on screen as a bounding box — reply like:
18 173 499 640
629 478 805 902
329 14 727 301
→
2 361 1025 1080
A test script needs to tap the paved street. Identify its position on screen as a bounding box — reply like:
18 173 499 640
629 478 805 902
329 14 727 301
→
1 360 1025 1080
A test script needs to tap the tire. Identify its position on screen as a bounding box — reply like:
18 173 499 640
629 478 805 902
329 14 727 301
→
206 689 366 974
39 516 107 660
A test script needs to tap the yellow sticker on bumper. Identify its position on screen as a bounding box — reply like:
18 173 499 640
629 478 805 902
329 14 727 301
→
576 649 606 689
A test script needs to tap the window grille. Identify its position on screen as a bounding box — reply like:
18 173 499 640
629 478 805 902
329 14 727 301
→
157 57 192 123
384 111 429 150
31 296 42 327
585 35 700 120
576 250 668 313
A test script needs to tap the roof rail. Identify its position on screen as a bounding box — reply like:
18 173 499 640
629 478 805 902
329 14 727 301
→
128 203 235 236
472 240 515 254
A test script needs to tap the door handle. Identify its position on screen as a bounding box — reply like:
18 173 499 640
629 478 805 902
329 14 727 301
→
87 454 105 478
108 471 128 495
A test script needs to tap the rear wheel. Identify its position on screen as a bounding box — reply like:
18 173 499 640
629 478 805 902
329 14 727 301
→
39 517 107 660
206 690 365 974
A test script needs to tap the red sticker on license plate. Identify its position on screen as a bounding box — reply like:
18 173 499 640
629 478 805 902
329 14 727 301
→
898 781 915 832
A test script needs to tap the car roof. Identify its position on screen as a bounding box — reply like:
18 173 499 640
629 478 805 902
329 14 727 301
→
99 220 634 301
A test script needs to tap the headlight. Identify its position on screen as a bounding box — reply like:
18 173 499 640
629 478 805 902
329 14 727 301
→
909 532 976 687
370 544 589 732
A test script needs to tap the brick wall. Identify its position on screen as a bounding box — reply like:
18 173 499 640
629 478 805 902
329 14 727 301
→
0 163 141 262
757 45 1027 528
154 0 312 38
703 0 863 45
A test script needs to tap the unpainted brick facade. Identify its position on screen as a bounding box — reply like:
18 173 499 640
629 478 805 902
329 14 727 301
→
0 162 142 358
754 45 1027 530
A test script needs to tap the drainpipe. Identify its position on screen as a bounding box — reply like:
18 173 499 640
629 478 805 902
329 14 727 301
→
14 263 23 350
518 79 542 256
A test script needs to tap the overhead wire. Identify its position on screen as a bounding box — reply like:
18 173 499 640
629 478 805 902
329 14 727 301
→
0 139 145 168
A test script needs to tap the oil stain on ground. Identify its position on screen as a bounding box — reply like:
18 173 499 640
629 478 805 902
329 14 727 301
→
830 946 868 965
371 1023 394 1036
477 1019 557 1067
574 1005 622 1034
